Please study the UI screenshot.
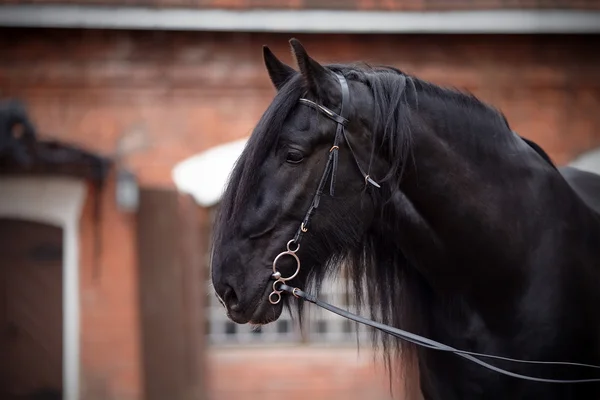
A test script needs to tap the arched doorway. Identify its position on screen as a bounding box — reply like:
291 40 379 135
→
0 177 87 400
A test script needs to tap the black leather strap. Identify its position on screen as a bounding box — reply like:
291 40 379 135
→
298 99 348 126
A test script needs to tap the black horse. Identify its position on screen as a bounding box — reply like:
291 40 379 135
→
210 39 600 399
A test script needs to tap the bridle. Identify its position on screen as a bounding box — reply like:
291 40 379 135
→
268 72 379 306
266 72 600 383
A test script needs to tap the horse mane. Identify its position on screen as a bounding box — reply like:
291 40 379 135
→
298 64 543 394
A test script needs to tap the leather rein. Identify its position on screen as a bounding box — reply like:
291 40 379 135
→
267 72 600 383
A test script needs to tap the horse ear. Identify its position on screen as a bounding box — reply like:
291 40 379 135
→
289 38 338 100
263 45 296 91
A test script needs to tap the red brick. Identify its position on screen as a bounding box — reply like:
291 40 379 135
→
78 175 143 400
205 347 404 400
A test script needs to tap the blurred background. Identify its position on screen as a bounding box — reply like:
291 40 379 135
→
1 1 599 400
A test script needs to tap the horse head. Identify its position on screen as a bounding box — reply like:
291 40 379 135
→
210 39 394 325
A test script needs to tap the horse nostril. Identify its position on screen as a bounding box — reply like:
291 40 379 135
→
223 285 241 312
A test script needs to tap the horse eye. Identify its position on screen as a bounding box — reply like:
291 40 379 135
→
286 150 304 164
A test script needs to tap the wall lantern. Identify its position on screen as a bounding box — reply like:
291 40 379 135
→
113 126 147 213
115 167 139 213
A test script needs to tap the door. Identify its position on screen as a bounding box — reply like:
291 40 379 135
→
136 189 207 400
0 218 63 399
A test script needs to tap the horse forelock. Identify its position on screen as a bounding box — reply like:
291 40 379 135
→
213 74 306 240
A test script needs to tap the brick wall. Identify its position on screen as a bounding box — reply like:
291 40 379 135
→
2 30 599 190
1 28 600 399
78 176 143 399
205 347 411 400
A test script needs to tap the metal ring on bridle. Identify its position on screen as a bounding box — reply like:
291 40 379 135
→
273 280 283 292
268 291 282 304
269 280 285 305
272 248 301 282
286 239 300 253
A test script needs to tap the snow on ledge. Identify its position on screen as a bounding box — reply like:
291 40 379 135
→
569 147 600 175
172 137 248 207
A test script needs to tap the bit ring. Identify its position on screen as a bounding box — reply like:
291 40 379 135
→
286 239 300 253
269 291 282 304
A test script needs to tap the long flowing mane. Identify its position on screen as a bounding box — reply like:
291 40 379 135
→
214 62 534 394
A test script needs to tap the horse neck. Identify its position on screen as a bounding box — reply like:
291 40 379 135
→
375 92 540 313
